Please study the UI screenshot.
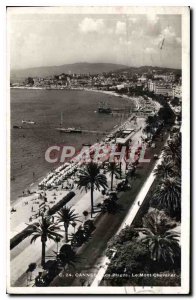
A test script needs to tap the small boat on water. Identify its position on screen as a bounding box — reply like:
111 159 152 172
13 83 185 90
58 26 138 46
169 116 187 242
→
22 120 36 125
57 113 82 133
13 125 22 129
70 128 82 133
56 127 82 133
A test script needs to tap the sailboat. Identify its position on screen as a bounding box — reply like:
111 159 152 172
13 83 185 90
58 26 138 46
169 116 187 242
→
56 112 82 133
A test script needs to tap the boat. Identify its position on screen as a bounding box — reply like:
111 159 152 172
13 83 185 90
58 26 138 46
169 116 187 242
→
13 125 22 129
70 128 82 133
22 120 36 125
56 113 82 133
56 128 71 133
56 127 82 133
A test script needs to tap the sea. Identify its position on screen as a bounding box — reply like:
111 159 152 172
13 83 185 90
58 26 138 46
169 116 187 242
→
11 88 134 204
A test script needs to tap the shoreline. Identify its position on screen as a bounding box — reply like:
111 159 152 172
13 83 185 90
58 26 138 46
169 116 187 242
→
10 85 138 101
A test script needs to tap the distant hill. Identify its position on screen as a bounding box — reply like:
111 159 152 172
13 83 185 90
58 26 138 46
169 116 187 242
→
10 62 129 82
10 63 181 83
111 65 181 75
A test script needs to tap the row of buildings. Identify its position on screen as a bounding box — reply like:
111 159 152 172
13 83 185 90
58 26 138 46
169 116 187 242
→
11 70 182 100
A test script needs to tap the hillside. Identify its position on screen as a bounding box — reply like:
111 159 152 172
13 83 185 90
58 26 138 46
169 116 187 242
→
10 62 129 82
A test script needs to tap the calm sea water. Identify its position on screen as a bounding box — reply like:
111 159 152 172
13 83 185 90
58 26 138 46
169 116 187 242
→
11 89 134 203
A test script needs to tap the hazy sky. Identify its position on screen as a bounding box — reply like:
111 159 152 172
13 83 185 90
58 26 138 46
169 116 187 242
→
9 11 181 70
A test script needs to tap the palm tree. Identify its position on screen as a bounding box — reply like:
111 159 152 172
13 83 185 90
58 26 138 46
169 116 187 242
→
106 162 121 190
151 177 181 220
153 160 176 179
56 206 80 243
163 133 181 171
141 229 180 263
30 216 63 267
138 209 180 263
77 162 108 217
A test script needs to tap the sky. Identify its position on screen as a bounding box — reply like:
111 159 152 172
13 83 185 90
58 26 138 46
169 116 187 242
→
9 11 182 70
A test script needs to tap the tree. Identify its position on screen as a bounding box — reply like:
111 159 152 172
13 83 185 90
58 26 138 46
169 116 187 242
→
56 206 80 243
26 77 34 86
142 208 177 234
138 209 180 264
106 225 138 256
106 240 151 285
77 162 108 217
170 97 180 107
106 162 121 190
153 160 176 179
158 106 175 123
151 177 181 220
163 133 181 171
30 216 63 267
